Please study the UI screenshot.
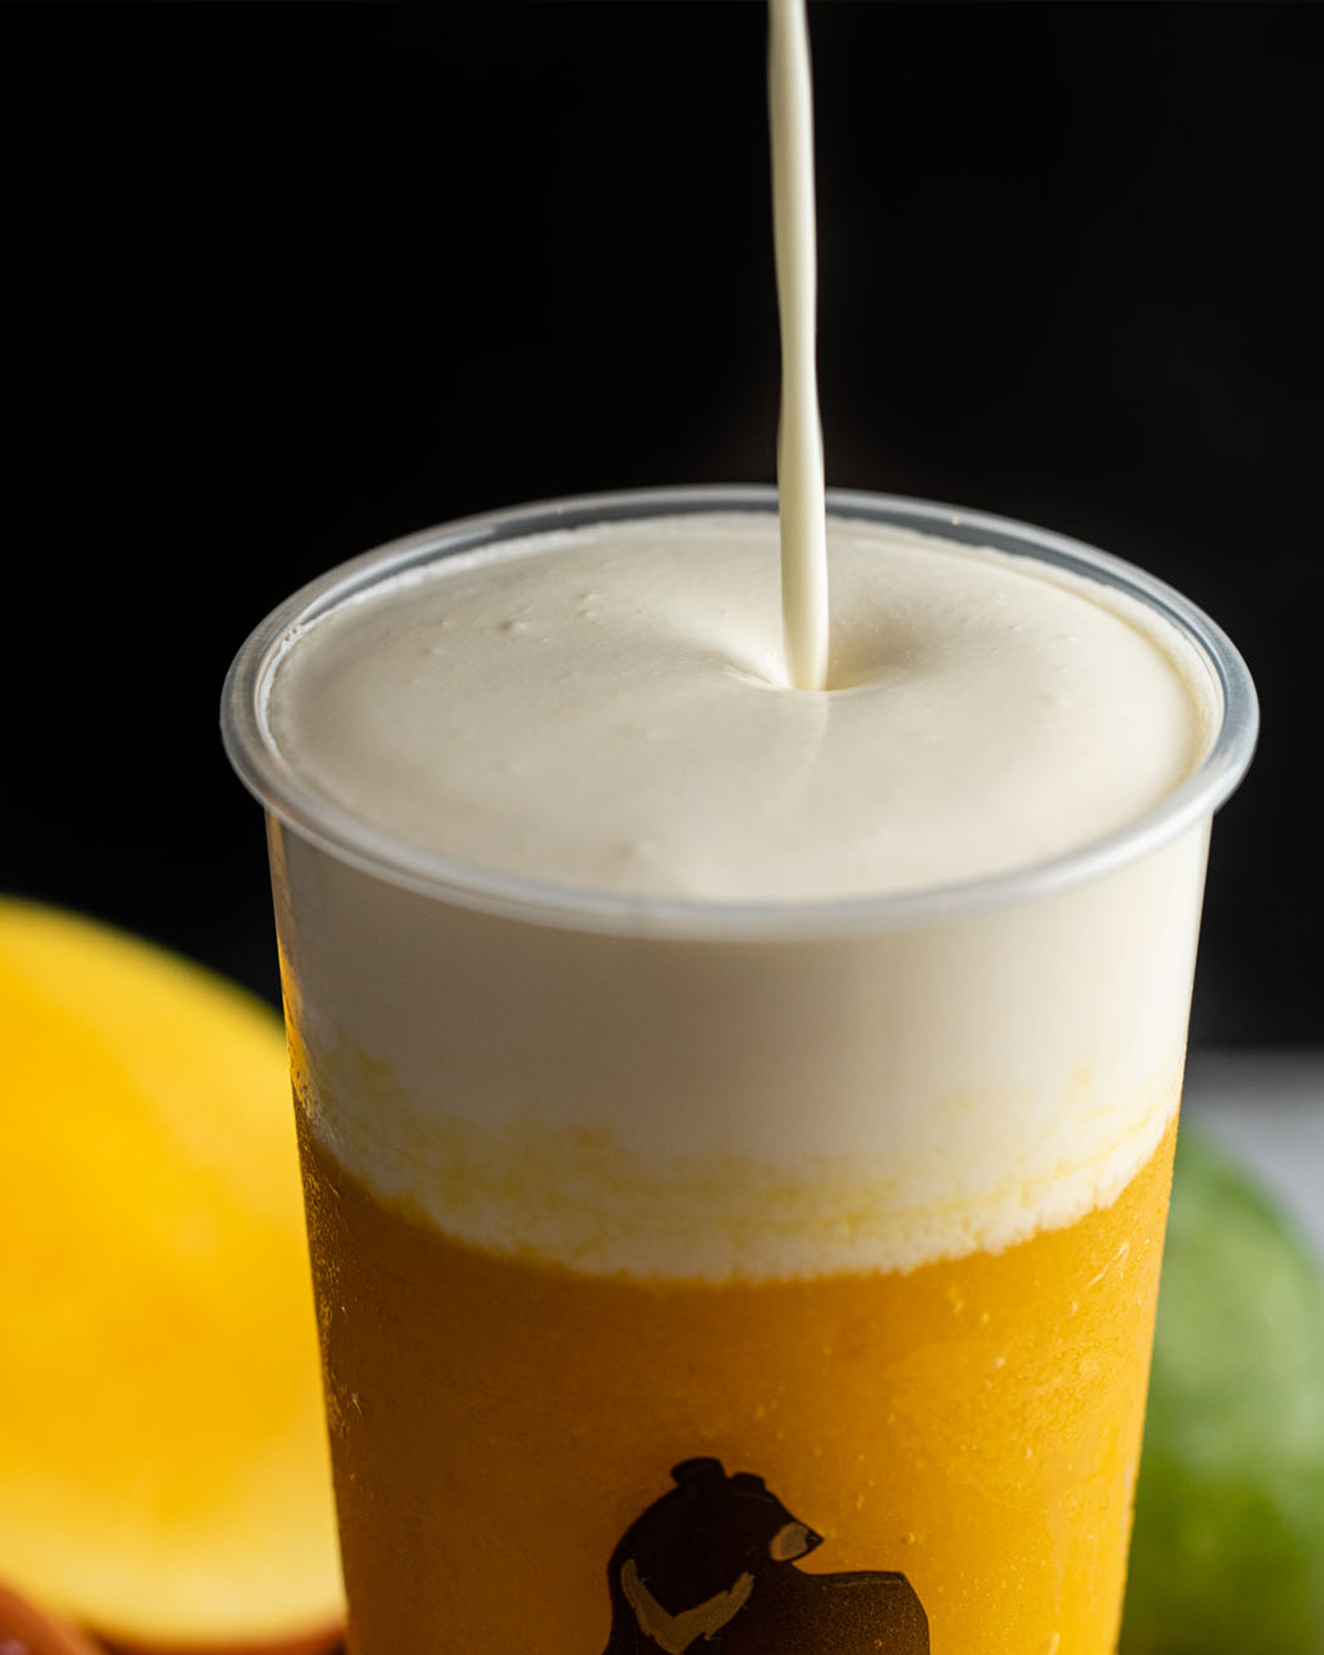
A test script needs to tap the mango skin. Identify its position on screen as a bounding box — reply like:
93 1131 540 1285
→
1121 1127 1324 1655
0 1578 106 1655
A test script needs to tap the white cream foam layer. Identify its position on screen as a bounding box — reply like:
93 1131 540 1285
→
266 515 1210 903
273 820 1209 1280
263 512 1215 1278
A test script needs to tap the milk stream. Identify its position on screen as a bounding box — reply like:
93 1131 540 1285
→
768 0 829 691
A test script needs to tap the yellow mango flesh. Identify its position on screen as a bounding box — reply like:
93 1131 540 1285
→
0 899 342 1648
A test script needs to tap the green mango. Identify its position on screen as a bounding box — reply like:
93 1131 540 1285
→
1121 1126 1324 1654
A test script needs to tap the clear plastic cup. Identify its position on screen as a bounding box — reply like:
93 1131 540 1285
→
223 486 1256 1655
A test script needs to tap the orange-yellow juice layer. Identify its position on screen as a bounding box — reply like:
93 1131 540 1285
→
298 1115 1176 1654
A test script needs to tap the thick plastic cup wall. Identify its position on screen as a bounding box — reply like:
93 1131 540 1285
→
225 490 1260 1655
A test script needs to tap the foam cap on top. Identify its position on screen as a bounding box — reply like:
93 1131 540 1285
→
267 514 1209 905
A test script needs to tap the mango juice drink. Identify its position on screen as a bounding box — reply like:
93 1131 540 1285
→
222 495 1255 1653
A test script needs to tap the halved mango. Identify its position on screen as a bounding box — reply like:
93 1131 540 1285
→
0 899 343 1651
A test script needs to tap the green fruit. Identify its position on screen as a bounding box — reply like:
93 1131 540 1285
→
1120 1126 1324 1655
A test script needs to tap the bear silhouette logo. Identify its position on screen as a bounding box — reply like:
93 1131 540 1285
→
602 1457 929 1653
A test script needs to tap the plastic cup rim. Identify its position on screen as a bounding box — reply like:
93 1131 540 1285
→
220 484 1258 940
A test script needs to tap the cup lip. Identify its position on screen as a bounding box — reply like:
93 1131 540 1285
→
221 484 1258 940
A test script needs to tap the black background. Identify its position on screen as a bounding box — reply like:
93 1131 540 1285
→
3 2 1320 1046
